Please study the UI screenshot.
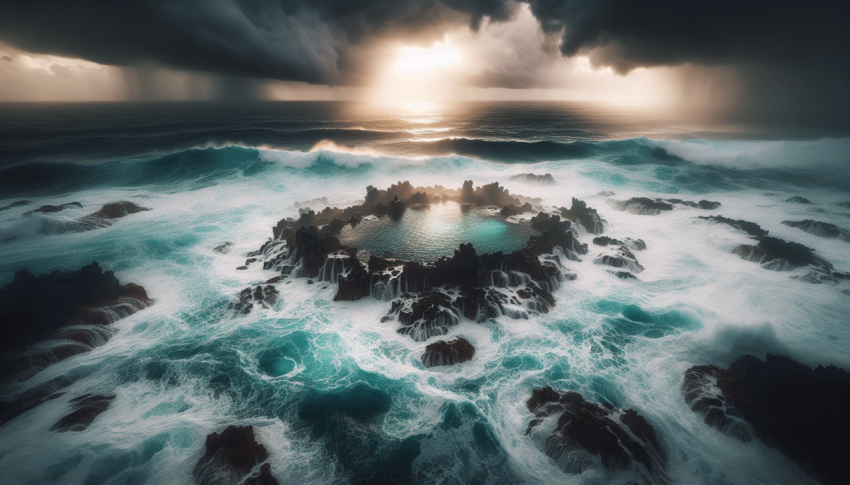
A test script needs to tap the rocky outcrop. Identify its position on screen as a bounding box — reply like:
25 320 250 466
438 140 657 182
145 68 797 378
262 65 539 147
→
592 236 646 251
387 195 405 218
84 201 150 219
683 355 850 485
526 388 666 480
733 236 832 272
697 215 768 237
420 337 475 368
213 242 233 254
594 245 644 274
607 197 674 215
230 285 279 314
0 200 32 211
50 394 115 432
510 173 555 184
23 201 82 215
0 262 152 356
194 425 279 485
500 202 533 217
782 220 850 242
786 196 813 204
664 198 721 210
560 198 604 234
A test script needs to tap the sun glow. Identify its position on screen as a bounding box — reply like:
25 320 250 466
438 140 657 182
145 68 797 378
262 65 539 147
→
395 42 460 74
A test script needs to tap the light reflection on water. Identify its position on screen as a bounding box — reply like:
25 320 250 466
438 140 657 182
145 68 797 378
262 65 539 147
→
338 201 537 262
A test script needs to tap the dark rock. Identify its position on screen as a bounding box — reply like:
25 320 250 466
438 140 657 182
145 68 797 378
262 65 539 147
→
500 202 533 217
349 213 363 227
231 285 279 314
592 236 645 250
387 195 405 219
782 220 850 242
0 200 32 211
608 197 674 215
474 181 522 206
84 201 150 219
733 236 832 271
664 198 720 210
194 425 276 485
307 280 314 284
684 355 850 485
23 201 83 215
265 276 282 284
682 365 753 441
594 246 644 273
526 389 666 477
608 271 637 280
420 337 475 368
0 375 77 426
510 173 555 184
593 236 613 246
236 266 248 270
0 262 152 356
323 217 347 236
530 212 569 233
408 191 430 205
273 210 316 239
698 215 768 237
786 196 813 204
698 200 721 210
213 242 234 254
50 394 115 432
560 198 604 234
245 463 280 485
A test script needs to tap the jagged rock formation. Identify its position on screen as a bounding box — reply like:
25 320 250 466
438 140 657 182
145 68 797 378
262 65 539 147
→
560 198 605 234
526 388 666 480
420 337 475 368
194 425 279 485
782 220 850 242
683 355 850 485
607 197 674 215
510 173 555 184
84 201 150 219
254 181 587 341
500 202 533 217
592 236 646 251
697 215 768 237
0 200 32 211
786 196 813 204
594 245 644 274
664 198 721 210
213 242 233 254
230 285 279 314
50 394 115 432
733 236 833 272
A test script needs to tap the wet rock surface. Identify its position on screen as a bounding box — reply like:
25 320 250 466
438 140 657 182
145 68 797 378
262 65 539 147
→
0 199 32 211
733 236 833 272
84 200 150 219
607 197 674 215
786 196 813 204
664 198 721 210
420 337 475 368
50 394 115 432
594 245 644 274
231 285 279 314
592 236 646 250
0 262 152 356
526 388 666 479
560 198 604 234
698 215 768 236
782 219 850 242
509 173 555 184
684 354 850 485
23 201 82 215
194 425 279 485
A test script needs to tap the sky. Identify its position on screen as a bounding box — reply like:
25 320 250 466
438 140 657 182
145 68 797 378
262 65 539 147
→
0 0 847 127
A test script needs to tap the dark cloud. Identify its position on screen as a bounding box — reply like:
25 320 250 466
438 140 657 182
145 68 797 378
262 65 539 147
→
0 0 515 85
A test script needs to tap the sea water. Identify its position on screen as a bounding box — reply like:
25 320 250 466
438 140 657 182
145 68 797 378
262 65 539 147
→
0 102 849 485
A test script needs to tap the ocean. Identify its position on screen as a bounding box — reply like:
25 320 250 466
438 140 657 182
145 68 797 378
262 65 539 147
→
1 101 849 484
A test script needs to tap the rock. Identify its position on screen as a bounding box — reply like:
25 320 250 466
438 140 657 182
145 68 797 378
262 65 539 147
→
0 262 152 356
608 271 637 280
264 276 282 284
474 181 523 206
699 200 721 210
245 463 280 485
194 425 278 485
236 266 248 270
697 215 768 237
786 196 813 204
510 173 555 184
23 201 82 215
0 199 32 211
607 197 674 215
530 212 570 233
420 337 475 368
230 285 279 314
782 220 850 242
683 355 850 485
500 202 533 217
84 201 150 219
592 236 645 250
387 195 405 219
213 242 234 254
459 180 476 203
560 198 604 234
526 389 666 477
50 394 115 432
594 246 644 273
664 198 720 210
596 191 615 197
733 236 832 271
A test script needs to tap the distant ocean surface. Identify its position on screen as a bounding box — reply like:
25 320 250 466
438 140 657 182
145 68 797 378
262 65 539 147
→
1 101 849 484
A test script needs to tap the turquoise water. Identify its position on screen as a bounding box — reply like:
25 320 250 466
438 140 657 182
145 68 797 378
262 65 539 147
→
338 202 537 262
0 104 849 485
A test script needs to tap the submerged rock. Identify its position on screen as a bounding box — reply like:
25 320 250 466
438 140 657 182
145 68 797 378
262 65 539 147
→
50 394 115 432
607 197 674 215
664 198 720 210
592 236 646 250
683 355 850 485
594 246 644 273
84 201 150 219
213 242 234 254
560 198 604 234
733 236 832 272
608 270 638 280
0 199 32 211
420 337 475 368
230 285 279 314
194 425 279 485
786 196 813 204
526 388 666 478
697 215 768 237
510 173 555 184
23 201 82 215
782 219 850 242
500 202 533 217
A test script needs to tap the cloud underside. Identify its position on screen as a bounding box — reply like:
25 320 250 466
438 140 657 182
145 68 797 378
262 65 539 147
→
0 0 848 119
